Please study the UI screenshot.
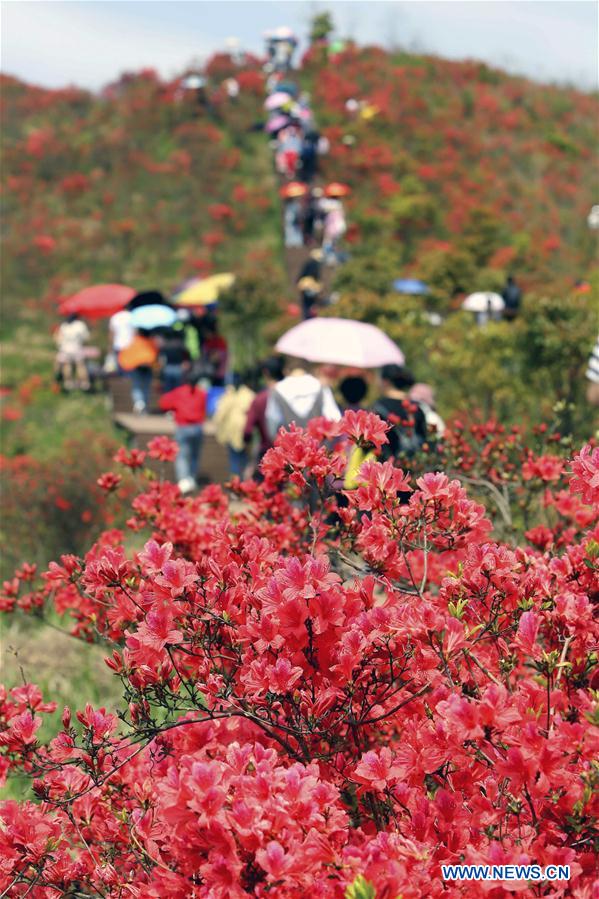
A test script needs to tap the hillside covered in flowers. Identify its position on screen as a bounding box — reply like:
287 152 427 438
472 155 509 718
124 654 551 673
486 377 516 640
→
3 44 597 312
305 43 598 293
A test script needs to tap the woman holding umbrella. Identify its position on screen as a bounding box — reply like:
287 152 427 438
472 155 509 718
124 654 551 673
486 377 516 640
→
58 283 134 378
120 292 176 412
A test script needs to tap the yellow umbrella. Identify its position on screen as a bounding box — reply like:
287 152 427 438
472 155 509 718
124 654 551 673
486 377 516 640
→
175 273 235 306
360 103 379 121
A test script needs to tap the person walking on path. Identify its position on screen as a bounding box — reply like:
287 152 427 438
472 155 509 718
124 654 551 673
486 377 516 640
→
283 196 304 248
55 313 91 391
276 126 301 179
409 382 446 438
345 366 427 491
159 368 207 494
299 131 319 183
372 365 427 461
243 356 285 469
339 375 368 411
297 248 322 282
118 331 158 413
586 333 599 408
201 319 229 386
502 275 522 320
297 276 322 320
108 308 134 370
321 198 346 263
159 328 190 393
265 360 341 439
213 374 256 477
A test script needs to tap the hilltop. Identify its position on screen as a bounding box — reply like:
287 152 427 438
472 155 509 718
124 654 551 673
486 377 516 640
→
301 43 597 295
2 42 597 322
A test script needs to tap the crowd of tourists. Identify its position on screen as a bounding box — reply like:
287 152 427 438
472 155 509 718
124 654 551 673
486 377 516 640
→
55 295 228 408
51 24 598 496
158 354 445 495
261 35 350 320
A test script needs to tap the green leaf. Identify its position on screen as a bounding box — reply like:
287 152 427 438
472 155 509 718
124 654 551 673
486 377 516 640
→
345 875 377 899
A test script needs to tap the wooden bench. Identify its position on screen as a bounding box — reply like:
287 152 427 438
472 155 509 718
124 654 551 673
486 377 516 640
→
113 413 230 485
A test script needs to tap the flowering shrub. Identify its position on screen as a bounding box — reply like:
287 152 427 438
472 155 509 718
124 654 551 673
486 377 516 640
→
0 433 128 578
1 413 598 897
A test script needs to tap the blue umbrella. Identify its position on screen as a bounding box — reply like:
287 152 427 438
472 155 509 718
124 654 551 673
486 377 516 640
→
393 278 429 296
131 305 177 330
276 81 298 97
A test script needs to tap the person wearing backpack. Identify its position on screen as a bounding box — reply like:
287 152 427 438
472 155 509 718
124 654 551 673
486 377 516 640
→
345 365 427 490
265 360 341 440
372 365 427 459
243 356 285 470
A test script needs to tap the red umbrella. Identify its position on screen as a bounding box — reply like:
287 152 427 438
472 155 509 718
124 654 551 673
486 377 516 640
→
280 181 307 199
58 284 135 320
324 182 350 198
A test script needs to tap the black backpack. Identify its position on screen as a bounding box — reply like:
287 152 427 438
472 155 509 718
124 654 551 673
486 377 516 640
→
372 398 426 460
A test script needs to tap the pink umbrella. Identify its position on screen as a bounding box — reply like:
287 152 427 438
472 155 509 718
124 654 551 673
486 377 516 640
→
272 26 295 40
266 114 291 134
276 317 404 368
264 91 292 110
59 284 135 320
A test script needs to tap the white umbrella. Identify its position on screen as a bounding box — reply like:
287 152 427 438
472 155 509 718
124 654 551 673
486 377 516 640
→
182 74 206 90
462 292 505 313
275 317 405 368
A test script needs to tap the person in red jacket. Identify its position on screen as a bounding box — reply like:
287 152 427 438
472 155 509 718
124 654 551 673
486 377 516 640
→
159 369 207 494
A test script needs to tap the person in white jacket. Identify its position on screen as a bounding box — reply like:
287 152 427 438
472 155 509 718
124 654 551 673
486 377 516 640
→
265 361 341 440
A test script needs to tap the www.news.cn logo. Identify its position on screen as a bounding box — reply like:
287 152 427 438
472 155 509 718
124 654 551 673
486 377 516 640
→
441 864 571 882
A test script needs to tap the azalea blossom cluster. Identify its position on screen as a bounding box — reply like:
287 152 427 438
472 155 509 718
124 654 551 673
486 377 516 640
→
412 417 597 547
1 412 598 897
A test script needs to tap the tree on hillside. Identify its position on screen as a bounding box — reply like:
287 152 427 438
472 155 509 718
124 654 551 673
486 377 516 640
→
218 265 284 371
309 11 335 44
459 206 509 267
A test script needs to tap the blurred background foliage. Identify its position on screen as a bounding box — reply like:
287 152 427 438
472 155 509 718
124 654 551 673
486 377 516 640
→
1 22 598 579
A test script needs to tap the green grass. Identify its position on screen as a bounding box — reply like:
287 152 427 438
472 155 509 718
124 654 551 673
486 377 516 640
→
0 611 123 800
